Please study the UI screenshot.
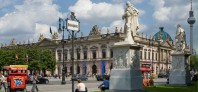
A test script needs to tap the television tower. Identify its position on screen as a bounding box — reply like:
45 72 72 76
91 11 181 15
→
187 0 196 54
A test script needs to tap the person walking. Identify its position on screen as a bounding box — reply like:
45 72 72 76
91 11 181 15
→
75 79 87 92
98 76 109 91
31 72 39 92
0 72 7 92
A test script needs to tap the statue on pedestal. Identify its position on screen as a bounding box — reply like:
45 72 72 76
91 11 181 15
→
122 1 139 43
175 24 186 52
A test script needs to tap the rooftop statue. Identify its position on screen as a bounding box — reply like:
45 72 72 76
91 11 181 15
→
89 25 101 36
10 38 17 46
175 24 186 52
38 34 45 42
122 1 139 44
53 31 58 40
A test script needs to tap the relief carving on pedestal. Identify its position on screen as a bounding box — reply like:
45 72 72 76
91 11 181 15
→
113 48 128 69
130 50 139 69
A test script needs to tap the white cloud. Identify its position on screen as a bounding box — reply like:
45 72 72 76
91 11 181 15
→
0 0 62 44
99 0 146 35
139 23 148 32
112 0 144 4
101 20 124 34
139 9 146 17
33 23 58 41
150 0 197 50
69 0 124 23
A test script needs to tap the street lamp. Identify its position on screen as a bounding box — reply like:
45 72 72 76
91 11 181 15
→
66 12 80 92
58 17 66 85
149 39 154 73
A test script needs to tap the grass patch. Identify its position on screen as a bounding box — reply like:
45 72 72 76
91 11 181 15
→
92 82 197 92
91 81 198 92
144 82 197 92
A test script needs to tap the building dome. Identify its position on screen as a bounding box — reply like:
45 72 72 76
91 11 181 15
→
152 27 173 42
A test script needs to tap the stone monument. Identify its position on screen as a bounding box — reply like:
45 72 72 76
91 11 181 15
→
109 1 144 92
169 24 191 85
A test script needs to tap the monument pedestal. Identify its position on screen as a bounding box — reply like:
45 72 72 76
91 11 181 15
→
109 69 144 92
109 44 144 92
169 52 191 85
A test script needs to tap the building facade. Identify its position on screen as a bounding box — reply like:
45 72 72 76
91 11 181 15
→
38 25 174 76
1 25 175 76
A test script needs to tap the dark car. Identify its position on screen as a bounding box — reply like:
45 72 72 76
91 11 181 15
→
158 73 168 78
96 75 108 81
71 74 88 81
27 76 49 84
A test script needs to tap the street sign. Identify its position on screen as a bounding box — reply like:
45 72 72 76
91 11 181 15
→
66 19 79 31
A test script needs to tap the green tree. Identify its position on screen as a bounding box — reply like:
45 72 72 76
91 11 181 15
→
0 46 56 74
190 55 197 70
40 50 56 75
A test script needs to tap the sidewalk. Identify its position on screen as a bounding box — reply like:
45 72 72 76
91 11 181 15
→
25 82 100 92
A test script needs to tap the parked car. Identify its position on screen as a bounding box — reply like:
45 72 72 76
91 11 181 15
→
96 75 109 81
27 76 49 84
71 74 88 81
158 73 168 78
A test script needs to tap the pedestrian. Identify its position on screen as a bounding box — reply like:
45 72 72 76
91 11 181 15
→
98 76 109 91
0 72 7 92
75 79 87 92
190 69 195 81
147 72 151 79
31 72 39 92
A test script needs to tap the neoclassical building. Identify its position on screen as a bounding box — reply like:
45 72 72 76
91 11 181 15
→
0 25 175 76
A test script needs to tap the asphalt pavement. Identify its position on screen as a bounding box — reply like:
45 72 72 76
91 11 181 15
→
0 77 167 92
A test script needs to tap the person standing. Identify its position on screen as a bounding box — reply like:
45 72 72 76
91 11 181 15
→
75 79 87 92
0 72 7 92
31 72 39 92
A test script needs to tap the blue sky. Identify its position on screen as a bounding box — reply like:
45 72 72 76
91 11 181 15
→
0 0 197 50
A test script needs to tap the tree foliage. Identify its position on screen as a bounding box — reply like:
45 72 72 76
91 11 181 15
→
0 46 56 73
190 54 197 70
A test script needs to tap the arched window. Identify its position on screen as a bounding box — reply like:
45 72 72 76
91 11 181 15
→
92 64 97 74
77 65 80 74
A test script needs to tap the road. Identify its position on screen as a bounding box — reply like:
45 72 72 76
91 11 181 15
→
0 77 167 92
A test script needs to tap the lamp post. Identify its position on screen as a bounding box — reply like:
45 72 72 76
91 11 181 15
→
192 49 196 55
58 18 66 85
66 12 80 92
149 39 154 73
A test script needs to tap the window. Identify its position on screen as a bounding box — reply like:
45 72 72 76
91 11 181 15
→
77 49 80 60
140 51 142 59
144 51 147 60
57 50 62 61
64 50 67 60
148 52 150 60
83 51 87 59
92 50 97 59
152 52 154 60
102 49 106 58
141 64 151 68
110 49 113 58
70 51 72 60
156 53 157 60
